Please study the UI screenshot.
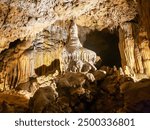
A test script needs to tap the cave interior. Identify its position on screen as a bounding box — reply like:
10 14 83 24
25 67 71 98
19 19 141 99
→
0 0 150 113
83 28 121 68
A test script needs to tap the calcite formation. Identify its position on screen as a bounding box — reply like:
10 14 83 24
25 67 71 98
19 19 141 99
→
61 20 98 73
0 0 137 52
119 22 150 79
0 0 150 113
0 0 140 91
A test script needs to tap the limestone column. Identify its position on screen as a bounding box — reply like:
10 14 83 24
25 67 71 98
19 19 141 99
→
138 30 150 77
119 22 136 76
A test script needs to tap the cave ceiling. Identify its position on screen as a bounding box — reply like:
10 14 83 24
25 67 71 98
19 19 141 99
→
0 0 137 52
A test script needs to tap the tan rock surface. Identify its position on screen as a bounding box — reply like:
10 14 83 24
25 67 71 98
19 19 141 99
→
0 0 137 52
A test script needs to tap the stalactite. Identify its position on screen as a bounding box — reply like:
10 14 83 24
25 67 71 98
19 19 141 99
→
119 26 127 67
138 30 150 77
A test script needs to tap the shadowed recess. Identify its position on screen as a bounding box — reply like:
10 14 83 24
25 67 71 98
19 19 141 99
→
34 59 60 76
84 29 121 68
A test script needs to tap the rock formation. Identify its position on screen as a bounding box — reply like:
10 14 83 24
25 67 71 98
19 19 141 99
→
119 22 150 80
61 20 99 73
0 0 150 113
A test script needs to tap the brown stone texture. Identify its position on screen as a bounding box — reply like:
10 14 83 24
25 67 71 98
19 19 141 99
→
0 0 150 113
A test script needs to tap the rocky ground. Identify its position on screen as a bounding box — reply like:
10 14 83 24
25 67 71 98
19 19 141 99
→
0 90 28 112
0 67 150 113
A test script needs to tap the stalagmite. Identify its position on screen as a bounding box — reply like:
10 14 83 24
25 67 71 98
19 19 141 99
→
119 67 124 76
60 20 99 73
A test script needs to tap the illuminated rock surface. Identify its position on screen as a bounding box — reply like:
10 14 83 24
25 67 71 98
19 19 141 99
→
0 0 150 113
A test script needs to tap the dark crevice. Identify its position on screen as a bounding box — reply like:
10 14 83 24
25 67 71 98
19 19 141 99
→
35 59 60 76
9 39 21 48
0 39 22 56
83 28 121 68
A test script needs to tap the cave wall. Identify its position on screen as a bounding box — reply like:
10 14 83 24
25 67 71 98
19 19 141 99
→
118 0 150 78
0 0 150 91
0 23 66 90
137 0 150 40
0 0 150 113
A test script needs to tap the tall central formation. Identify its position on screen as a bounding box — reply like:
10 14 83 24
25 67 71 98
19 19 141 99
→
60 20 99 73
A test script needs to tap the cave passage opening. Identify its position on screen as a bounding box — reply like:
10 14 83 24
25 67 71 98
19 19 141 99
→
83 28 121 68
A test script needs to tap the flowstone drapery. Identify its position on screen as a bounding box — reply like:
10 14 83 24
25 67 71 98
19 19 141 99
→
60 21 99 73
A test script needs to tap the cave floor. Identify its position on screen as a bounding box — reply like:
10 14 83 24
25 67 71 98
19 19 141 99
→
0 70 150 113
